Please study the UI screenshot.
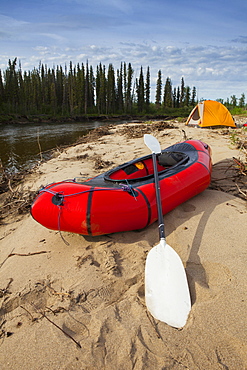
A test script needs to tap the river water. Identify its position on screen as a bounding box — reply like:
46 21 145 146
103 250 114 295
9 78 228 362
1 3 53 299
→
0 120 122 174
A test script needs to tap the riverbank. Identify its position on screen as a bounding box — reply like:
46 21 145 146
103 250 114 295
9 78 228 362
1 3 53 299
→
0 119 247 369
0 113 179 125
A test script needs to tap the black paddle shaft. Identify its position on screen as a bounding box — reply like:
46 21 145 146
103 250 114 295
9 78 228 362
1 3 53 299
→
152 152 166 241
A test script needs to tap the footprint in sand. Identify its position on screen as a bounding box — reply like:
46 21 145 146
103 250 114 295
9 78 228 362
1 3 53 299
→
102 249 122 277
173 203 196 219
215 342 245 369
0 285 49 320
72 273 142 316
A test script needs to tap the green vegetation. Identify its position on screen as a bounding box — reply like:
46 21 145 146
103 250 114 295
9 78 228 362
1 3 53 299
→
0 59 196 121
228 107 247 116
217 93 247 115
0 58 246 123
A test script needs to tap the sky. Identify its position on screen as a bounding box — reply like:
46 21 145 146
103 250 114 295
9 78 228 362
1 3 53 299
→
0 0 247 102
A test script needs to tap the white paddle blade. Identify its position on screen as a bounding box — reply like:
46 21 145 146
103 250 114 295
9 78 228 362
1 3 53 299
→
145 240 191 328
144 134 161 154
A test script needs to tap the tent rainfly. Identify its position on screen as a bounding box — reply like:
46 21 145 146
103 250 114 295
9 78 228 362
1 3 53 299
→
186 100 236 128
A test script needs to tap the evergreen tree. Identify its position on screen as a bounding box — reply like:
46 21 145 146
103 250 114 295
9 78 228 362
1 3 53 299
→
22 71 31 112
17 61 25 113
0 58 211 117
40 63 46 110
145 66 150 111
50 68 57 115
116 64 123 113
176 86 180 108
68 61 75 114
180 77 185 107
155 70 162 107
96 63 106 114
163 77 173 108
62 63 69 115
107 63 116 114
184 86 191 106
123 62 127 111
89 65 95 111
4 58 19 111
55 66 64 110
239 93 245 108
179 77 185 107
191 86 197 106
33 69 42 114
0 70 4 106
230 95 237 107
95 64 101 113
137 66 145 112
84 62 90 114
75 63 85 113
180 77 185 106
126 63 134 113
173 87 177 108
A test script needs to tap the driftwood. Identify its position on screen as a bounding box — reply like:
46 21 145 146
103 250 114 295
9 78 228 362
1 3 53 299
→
0 185 37 222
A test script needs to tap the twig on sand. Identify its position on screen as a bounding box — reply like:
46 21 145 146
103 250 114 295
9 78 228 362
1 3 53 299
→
0 250 50 269
30 303 82 349
7 251 50 258
0 248 15 269
0 278 13 298
8 179 14 193
236 183 247 199
233 157 246 176
20 305 36 321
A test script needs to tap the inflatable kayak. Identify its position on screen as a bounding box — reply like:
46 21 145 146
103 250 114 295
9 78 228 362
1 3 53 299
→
31 140 212 236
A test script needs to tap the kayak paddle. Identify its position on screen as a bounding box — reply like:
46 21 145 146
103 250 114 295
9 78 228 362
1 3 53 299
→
144 134 191 328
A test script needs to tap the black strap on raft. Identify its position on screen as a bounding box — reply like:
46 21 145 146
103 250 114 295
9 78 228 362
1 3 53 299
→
41 181 138 201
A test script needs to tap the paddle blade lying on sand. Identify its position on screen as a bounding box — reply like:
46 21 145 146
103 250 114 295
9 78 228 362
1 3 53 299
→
145 239 191 328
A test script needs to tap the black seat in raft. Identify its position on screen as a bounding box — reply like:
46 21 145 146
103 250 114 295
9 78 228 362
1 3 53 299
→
157 152 187 167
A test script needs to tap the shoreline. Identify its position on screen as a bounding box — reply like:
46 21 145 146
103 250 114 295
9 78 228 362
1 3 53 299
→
0 114 178 125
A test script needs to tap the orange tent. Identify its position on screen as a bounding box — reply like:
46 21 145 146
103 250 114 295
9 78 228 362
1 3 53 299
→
186 100 236 128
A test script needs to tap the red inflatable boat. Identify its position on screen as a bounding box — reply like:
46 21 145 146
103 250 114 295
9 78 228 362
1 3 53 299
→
31 140 212 236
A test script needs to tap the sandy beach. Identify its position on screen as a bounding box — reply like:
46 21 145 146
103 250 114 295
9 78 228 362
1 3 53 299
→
0 119 247 369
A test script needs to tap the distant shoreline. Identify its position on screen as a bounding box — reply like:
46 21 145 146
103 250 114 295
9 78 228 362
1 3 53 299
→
0 114 180 125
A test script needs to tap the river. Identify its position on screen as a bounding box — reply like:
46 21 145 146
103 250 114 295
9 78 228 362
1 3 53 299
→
0 120 123 175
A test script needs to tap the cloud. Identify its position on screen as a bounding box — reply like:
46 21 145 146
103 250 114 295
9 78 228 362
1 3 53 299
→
0 15 29 40
11 40 246 81
36 33 67 43
0 14 28 28
0 0 246 102
232 36 247 44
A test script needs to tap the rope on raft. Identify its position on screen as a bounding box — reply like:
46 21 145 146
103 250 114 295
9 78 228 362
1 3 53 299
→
57 206 70 246
39 179 137 200
39 179 137 246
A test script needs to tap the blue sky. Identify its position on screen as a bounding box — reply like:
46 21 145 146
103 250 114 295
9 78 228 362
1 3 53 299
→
1 0 247 102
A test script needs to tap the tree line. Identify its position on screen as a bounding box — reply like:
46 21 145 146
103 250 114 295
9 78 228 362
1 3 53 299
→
0 58 198 117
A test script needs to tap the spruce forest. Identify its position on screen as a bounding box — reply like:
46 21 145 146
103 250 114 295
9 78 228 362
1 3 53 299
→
0 58 198 119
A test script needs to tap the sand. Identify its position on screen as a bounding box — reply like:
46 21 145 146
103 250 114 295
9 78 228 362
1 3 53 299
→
0 120 247 369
